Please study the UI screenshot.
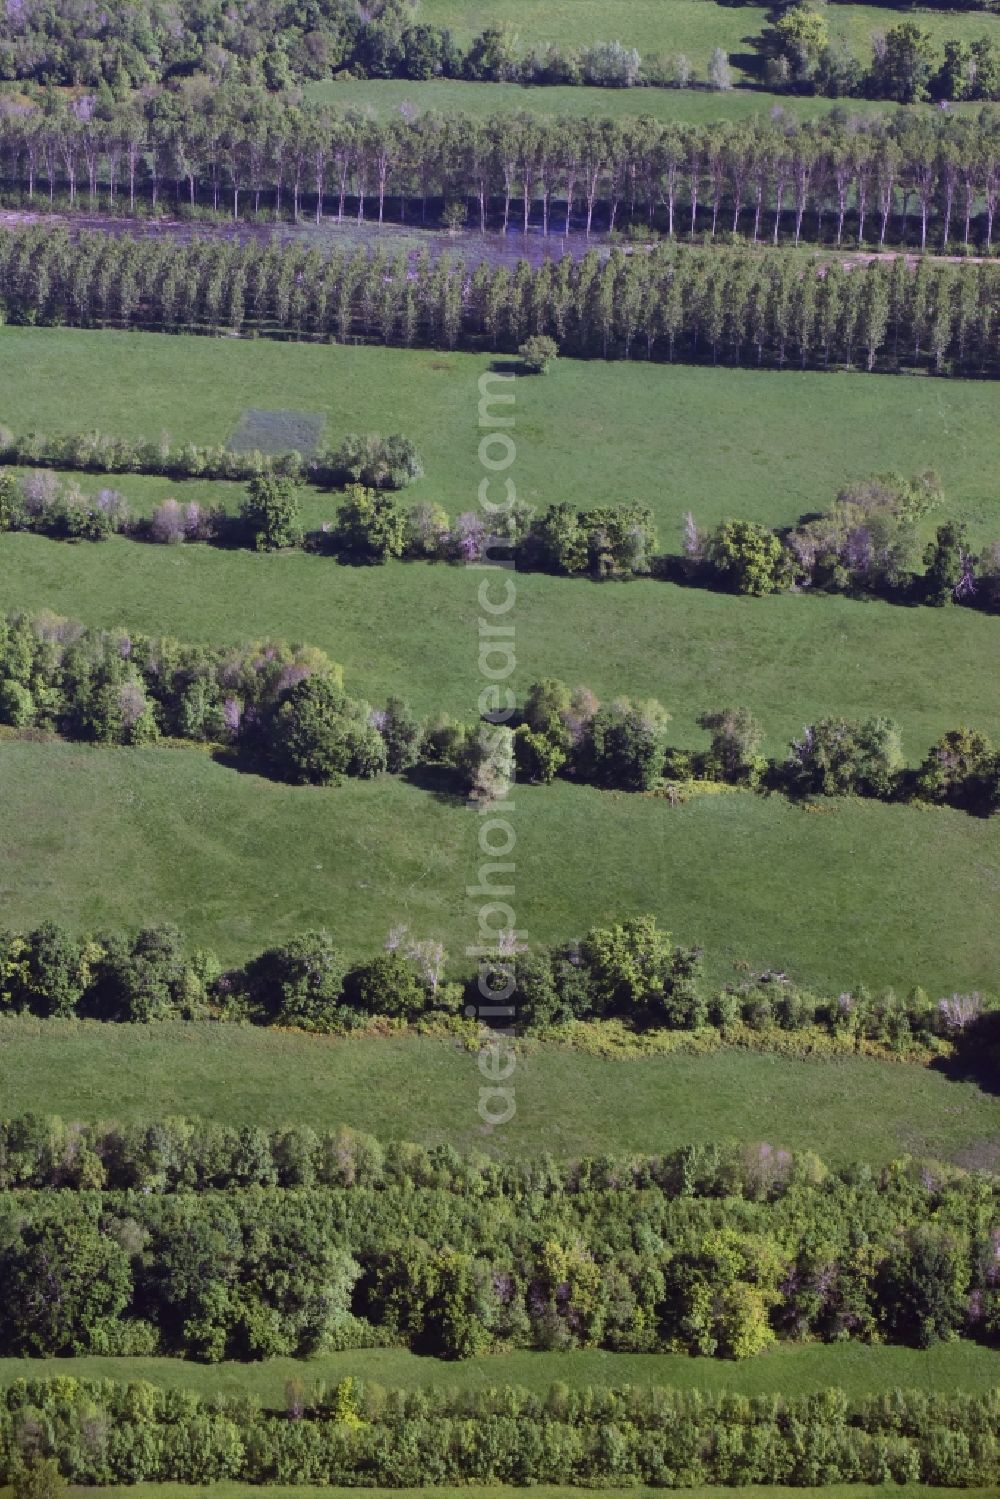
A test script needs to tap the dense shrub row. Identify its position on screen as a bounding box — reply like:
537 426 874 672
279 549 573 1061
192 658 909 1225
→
513 675 1000 816
2 228 999 376
0 428 422 490
1 911 993 1052
3 91 1000 240
0 607 352 752
3 608 1000 818
683 470 1000 612
0 1116 914 1197
3 1376 1000 1486
0 1161 999 1359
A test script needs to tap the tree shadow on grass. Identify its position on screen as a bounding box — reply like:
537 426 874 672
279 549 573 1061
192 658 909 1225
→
210 745 295 785
401 762 468 807
930 1016 1000 1097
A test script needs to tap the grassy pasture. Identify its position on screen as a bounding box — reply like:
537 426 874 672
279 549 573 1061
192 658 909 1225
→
303 76 939 122
4 328 1000 544
0 1015 997 1161
6 534 1000 755
2 742 1000 997
1 1343 998 1404
384 0 1000 84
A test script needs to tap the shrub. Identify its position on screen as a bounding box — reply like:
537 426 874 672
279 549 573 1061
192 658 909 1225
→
788 716 904 798
269 676 387 785
332 432 424 489
336 483 407 562
917 726 1000 813
149 497 191 544
0 679 34 727
697 707 766 787
342 951 427 1018
374 696 421 772
239 474 304 551
583 696 671 790
248 930 347 1029
706 519 791 596
458 722 515 801
405 500 451 557
514 724 567 783
14 1459 67 1499
518 334 559 373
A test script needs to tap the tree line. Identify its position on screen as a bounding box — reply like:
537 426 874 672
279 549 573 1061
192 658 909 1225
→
3 910 991 1051
2 229 999 377
7 461 1000 621
2 95 1000 250
0 1115 936 1197
4 607 1000 816
0 1161 999 1360
2 0 1000 99
5 1375 999 1486
0 0 713 92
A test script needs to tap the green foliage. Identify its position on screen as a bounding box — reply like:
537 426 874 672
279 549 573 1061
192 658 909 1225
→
584 696 671 790
342 950 427 1019
707 520 791 597
1 1372 1000 1485
789 716 904 798
336 484 407 563
268 677 386 785
240 474 304 552
0 1156 996 1368
331 433 424 490
2 229 999 376
0 469 24 532
458 722 515 801
247 930 347 1030
514 724 567 784
923 520 973 606
519 335 559 374
917 726 1000 814
578 914 704 1026
1 1215 132 1355
13 1459 66 1499
870 22 937 101
696 706 766 787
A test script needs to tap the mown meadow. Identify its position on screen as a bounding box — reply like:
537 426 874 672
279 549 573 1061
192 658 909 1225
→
0 1016 997 1161
5 328 1000 543
302 77 950 122
2 1341 999 1403
3 741 1000 993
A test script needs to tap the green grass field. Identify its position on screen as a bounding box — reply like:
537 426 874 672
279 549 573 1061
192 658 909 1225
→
0 1016 996 1161
2 1342 998 1403
5 327 1000 541
3 741 1000 993
4 328 1000 1001
303 76 944 122
7 533 1000 754
411 0 1000 84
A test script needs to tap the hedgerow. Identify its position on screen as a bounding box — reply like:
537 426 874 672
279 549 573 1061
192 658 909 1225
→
0 912 994 1057
4 1376 999 1485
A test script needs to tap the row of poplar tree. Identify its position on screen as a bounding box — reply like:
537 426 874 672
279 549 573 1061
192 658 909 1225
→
3 91 1000 250
1 229 998 374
